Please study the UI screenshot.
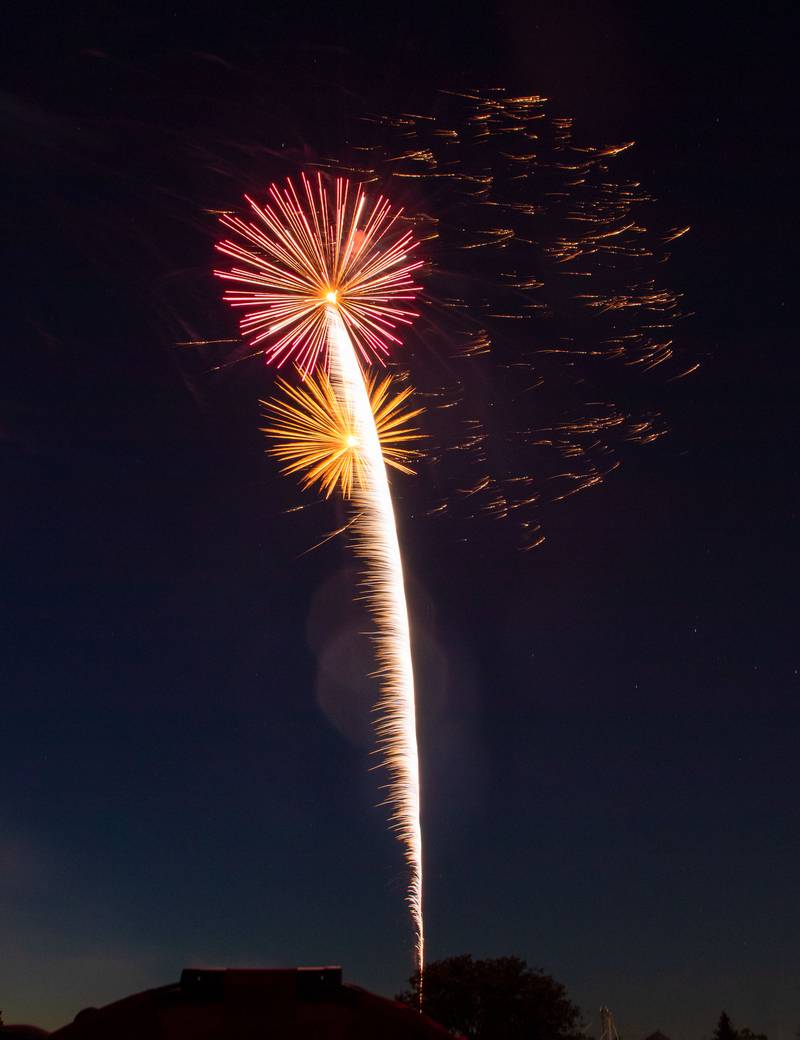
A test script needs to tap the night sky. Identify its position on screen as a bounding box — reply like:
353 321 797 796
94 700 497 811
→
2 2 797 1035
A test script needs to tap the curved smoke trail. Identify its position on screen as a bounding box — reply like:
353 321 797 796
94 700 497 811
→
326 305 424 979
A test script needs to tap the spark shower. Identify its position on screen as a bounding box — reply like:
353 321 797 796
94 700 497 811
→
211 97 688 981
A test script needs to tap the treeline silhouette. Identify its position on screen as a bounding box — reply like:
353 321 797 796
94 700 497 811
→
396 956 778 1040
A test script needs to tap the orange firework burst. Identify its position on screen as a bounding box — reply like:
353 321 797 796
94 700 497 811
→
214 173 423 372
261 369 423 499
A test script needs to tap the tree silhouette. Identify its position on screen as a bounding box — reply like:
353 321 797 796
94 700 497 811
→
739 1029 768 1040
397 954 586 1040
714 1012 739 1040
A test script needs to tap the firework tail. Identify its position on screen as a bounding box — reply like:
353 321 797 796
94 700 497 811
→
326 305 424 984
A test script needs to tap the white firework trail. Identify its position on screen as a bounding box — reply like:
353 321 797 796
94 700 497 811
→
326 305 424 980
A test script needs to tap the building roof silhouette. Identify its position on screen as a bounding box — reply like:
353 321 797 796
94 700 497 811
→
2 967 454 1039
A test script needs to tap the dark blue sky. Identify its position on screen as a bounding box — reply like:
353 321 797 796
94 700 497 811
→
1 1 797 1034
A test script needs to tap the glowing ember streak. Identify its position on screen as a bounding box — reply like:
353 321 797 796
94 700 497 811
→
261 368 423 499
214 175 426 980
214 173 423 373
326 306 424 979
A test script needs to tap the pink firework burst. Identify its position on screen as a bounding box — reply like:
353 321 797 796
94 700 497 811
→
214 172 423 373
